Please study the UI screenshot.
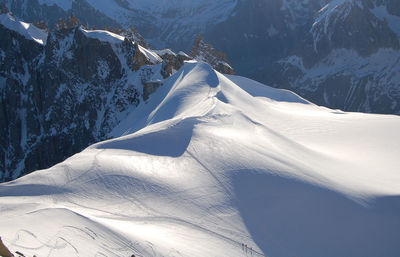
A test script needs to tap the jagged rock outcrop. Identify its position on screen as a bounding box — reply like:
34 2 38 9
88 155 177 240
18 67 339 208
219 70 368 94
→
0 14 165 181
190 34 235 75
156 42 235 78
132 42 154 70
155 49 192 78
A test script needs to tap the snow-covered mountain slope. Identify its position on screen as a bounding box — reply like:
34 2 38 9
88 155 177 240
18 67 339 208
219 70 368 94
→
1 62 400 257
0 12 47 44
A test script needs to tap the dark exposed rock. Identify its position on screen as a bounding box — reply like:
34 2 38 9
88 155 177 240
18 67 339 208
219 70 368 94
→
0 18 45 181
54 14 80 31
190 34 235 75
33 20 49 32
0 237 13 257
306 0 399 62
0 17 165 181
157 50 192 78
132 42 153 71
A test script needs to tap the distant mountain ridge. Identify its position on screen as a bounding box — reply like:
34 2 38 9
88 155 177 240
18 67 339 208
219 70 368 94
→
207 0 400 114
4 0 399 115
2 0 237 50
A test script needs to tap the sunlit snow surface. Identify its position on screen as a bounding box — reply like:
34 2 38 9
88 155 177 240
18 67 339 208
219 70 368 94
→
1 62 400 257
0 13 48 44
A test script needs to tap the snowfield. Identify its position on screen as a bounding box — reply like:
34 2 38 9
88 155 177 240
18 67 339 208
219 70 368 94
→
1 62 400 257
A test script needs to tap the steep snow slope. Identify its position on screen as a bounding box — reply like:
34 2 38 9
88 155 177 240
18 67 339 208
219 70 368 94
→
0 13 48 44
1 62 400 257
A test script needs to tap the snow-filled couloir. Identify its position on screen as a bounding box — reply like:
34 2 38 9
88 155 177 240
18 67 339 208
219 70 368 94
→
1 61 400 257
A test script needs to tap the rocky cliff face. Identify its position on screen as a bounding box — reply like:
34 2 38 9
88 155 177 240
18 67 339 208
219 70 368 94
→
0 14 166 181
154 49 192 78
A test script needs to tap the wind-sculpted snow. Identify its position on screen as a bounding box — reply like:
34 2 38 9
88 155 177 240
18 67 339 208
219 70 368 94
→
1 62 400 257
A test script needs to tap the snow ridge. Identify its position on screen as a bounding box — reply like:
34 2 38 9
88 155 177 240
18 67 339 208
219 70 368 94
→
0 13 48 44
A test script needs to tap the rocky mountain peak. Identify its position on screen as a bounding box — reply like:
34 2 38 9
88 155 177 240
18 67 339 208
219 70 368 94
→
155 49 192 78
190 34 235 75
